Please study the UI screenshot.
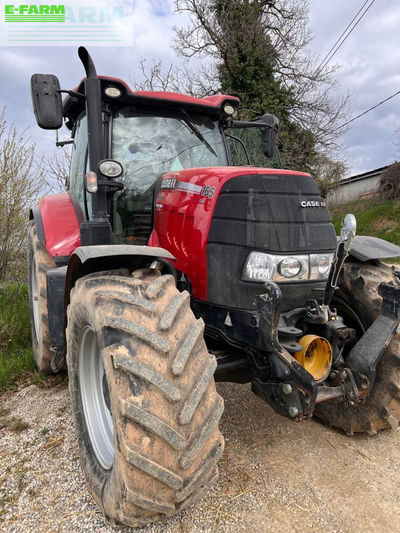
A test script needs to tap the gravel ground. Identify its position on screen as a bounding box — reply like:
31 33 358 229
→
1 378 400 533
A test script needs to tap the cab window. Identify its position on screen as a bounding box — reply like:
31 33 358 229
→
69 116 88 214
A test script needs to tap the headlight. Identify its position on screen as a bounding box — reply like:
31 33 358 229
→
317 255 332 276
278 257 302 278
242 252 334 283
98 159 123 178
242 252 274 281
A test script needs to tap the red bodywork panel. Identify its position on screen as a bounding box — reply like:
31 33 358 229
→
38 193 81 258
148 167 311 301
131 91 239 108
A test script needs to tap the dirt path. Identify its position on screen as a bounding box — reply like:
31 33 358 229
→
1 380 400 532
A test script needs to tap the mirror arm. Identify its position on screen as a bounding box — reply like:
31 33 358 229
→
59 89 86 101
56 138 74 147
225 119 265 129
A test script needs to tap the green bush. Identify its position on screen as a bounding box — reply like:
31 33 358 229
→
0 283 36 390
331 197 400 263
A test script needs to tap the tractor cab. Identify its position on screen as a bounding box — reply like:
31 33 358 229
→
61 75 279 245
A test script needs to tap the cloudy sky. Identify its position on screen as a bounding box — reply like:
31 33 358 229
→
0 0 398 177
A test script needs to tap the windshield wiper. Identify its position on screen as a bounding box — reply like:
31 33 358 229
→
179 107 217 158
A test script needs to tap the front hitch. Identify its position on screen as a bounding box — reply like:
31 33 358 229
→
252 282 318 421
251 272 400 419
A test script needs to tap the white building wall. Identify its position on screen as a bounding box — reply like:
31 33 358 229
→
327 169 385 207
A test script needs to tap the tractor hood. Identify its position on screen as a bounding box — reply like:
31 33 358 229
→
148 166 337 308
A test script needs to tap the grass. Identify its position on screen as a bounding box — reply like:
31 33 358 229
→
330 197 400 261
0 283 36 391
330 197 400 244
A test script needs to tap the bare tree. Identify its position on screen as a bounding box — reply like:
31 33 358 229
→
44 146 71 192
0 109 47 282
133 0 349 188
132 59 220 97
312 153 347 198
172 0 350 153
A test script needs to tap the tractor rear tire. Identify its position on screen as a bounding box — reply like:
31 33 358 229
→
27 220 56 374
66 268 224 528
315 260 400 435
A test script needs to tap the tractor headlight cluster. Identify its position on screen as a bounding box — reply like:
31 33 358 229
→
242 252 334 283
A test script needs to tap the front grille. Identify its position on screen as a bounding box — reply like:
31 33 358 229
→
206 173 337 310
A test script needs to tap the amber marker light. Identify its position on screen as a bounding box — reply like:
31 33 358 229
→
85 171 98 194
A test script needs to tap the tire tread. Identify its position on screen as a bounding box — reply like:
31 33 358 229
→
66 269 224 527
316 261 400 434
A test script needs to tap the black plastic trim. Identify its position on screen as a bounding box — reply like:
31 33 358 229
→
46 266 67 350
64 245 176 310
54 256 70 267
30 206 46 246
193 299 260 349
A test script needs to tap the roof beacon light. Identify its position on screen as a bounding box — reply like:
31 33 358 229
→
105 86 121 98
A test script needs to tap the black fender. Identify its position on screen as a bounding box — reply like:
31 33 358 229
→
65 244 176 298
46 245 176 361
29 207 46 246
348 236 400 262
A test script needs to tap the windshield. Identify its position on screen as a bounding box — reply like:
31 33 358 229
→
112 107 227 189
112 107 227 244
226 126 281 168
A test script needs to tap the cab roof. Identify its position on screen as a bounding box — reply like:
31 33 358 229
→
63 75 240 126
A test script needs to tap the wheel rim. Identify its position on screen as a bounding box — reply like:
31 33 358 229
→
31 258 40 342
79 326 114 470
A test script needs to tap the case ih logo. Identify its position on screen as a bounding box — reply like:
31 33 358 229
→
160 177 177 189
5 4 65 21
300 200 326 208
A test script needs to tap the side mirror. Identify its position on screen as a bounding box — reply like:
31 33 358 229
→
340 213 357 252
261 114 279 158
31 74 63 129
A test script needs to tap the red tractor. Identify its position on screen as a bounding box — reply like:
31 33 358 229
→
28 47 400 527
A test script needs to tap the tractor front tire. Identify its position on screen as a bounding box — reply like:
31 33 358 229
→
315 260 400 435
27 220 56 374
66 268 224 528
